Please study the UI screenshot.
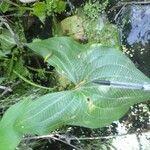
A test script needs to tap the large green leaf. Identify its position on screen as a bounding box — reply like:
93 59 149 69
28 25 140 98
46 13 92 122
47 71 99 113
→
26 37 150 127
0 37 150 150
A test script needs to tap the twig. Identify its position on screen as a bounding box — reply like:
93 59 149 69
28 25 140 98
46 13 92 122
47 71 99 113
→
0 86 12 97
119 1 150 5
0 14 29 17
0 85 12 92
22 131 150 150
49 136 82 150
108 1 150 13
0 81 21 98
23 130 150 142
2 0 20 7
114 1 150 24
114 4 126 23
24 134 54 140
24 134 82 150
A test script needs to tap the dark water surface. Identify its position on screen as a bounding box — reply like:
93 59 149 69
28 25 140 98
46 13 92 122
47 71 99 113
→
116 4 150 77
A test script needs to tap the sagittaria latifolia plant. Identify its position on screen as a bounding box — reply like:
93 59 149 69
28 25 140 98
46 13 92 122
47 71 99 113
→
0 37 150 150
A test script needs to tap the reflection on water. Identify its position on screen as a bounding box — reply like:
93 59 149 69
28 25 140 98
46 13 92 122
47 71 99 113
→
127 5 150 45
116 5 150 77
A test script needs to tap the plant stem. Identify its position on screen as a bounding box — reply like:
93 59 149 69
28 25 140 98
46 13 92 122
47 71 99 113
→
13 70 55 91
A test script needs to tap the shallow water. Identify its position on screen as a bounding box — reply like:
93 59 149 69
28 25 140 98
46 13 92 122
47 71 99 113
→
127 6 150 45
116 5 150 77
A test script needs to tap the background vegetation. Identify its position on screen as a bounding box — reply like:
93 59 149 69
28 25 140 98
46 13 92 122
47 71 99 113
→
0 0 150 150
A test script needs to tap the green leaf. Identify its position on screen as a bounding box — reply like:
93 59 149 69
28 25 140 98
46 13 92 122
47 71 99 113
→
0 37 150 150
32 2 47 22
27 37 150 128
46 0 66 15
54 0 66 13
0 99 31 150
0 1 10 13
0 28 16 55
0 77 5 84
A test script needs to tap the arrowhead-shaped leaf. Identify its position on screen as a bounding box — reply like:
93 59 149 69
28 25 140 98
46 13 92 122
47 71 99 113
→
26 37 150 128
0 37 150 150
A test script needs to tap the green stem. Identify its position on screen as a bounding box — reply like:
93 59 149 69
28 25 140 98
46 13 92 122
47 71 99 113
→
13 70 55 91
8 53 15 77
26 66 53 74
4 0 20 7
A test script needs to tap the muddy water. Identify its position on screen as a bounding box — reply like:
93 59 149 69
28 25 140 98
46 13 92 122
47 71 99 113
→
116 4 150 77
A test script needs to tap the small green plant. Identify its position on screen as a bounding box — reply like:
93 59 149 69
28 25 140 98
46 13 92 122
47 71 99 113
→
32 0 66 21
84 0 109 20
0 16 29 80
0 0 66 22
0 37 150 150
